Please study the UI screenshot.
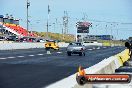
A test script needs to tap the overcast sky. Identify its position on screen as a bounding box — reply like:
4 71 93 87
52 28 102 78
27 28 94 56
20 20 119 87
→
1 0 132 39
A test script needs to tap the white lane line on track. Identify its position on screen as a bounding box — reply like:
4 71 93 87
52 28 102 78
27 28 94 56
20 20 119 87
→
57 52 62 54
17 56 24 58
29 55 35 57
88 48 93 50
0 58 7 59
7 57 15 59
37 54 44 56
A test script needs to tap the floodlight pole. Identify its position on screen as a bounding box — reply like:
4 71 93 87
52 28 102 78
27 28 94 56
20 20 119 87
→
27 0 30 36
46 5 50 39
46 1 52 40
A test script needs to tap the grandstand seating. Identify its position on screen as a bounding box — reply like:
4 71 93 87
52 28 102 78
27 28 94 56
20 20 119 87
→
3 23 37 37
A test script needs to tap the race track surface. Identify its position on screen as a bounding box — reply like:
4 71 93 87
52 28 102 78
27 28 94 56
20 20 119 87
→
0 46 125 88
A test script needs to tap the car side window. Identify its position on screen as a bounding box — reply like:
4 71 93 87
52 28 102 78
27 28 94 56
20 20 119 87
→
78 43 81 46
69 43 73 45
76 43 81 46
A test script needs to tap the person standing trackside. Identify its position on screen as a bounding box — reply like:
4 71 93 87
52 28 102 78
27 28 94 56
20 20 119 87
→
125 42 132 59
129 41 132 59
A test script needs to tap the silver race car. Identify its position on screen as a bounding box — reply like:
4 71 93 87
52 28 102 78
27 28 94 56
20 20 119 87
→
67 42 86 56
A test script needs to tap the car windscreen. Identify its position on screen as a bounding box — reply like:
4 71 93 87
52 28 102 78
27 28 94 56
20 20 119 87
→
69 43 82 46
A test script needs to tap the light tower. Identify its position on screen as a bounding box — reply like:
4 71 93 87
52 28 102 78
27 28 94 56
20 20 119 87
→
27 0 30 36
62 11 69 40
46 5 50 39
63 11 69 34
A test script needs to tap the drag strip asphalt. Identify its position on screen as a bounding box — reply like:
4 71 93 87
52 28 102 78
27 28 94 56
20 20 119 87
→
0 46 125 88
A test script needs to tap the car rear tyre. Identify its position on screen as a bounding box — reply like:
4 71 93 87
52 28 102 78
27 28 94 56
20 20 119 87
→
83 53 85 56
45 47 50 50
79 53 82 56
67 52 71 56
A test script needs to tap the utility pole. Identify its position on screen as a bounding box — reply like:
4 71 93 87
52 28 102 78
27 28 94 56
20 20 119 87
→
27 0 30 36
59 23 63 41
46 5 50 39
63 11 68 34
62 11 69 40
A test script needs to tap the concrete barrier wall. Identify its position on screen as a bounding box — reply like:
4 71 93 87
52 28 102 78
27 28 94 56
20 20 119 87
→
83 43 103 46
46 49 131 88
0 43 69 50
0 42 102 50
0 43 45 50
58 43 69 47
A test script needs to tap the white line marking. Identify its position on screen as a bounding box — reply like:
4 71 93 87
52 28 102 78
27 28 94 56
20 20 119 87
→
29 55 35 57
17 56 24 58
103 47 106 48
88 49 93 50
7 57 15 59
46 51 51 54
0 58 7 59
37 54 44 55
57 52 62 54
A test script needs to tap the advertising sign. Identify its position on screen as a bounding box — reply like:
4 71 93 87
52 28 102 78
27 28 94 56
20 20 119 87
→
76 22 91 33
